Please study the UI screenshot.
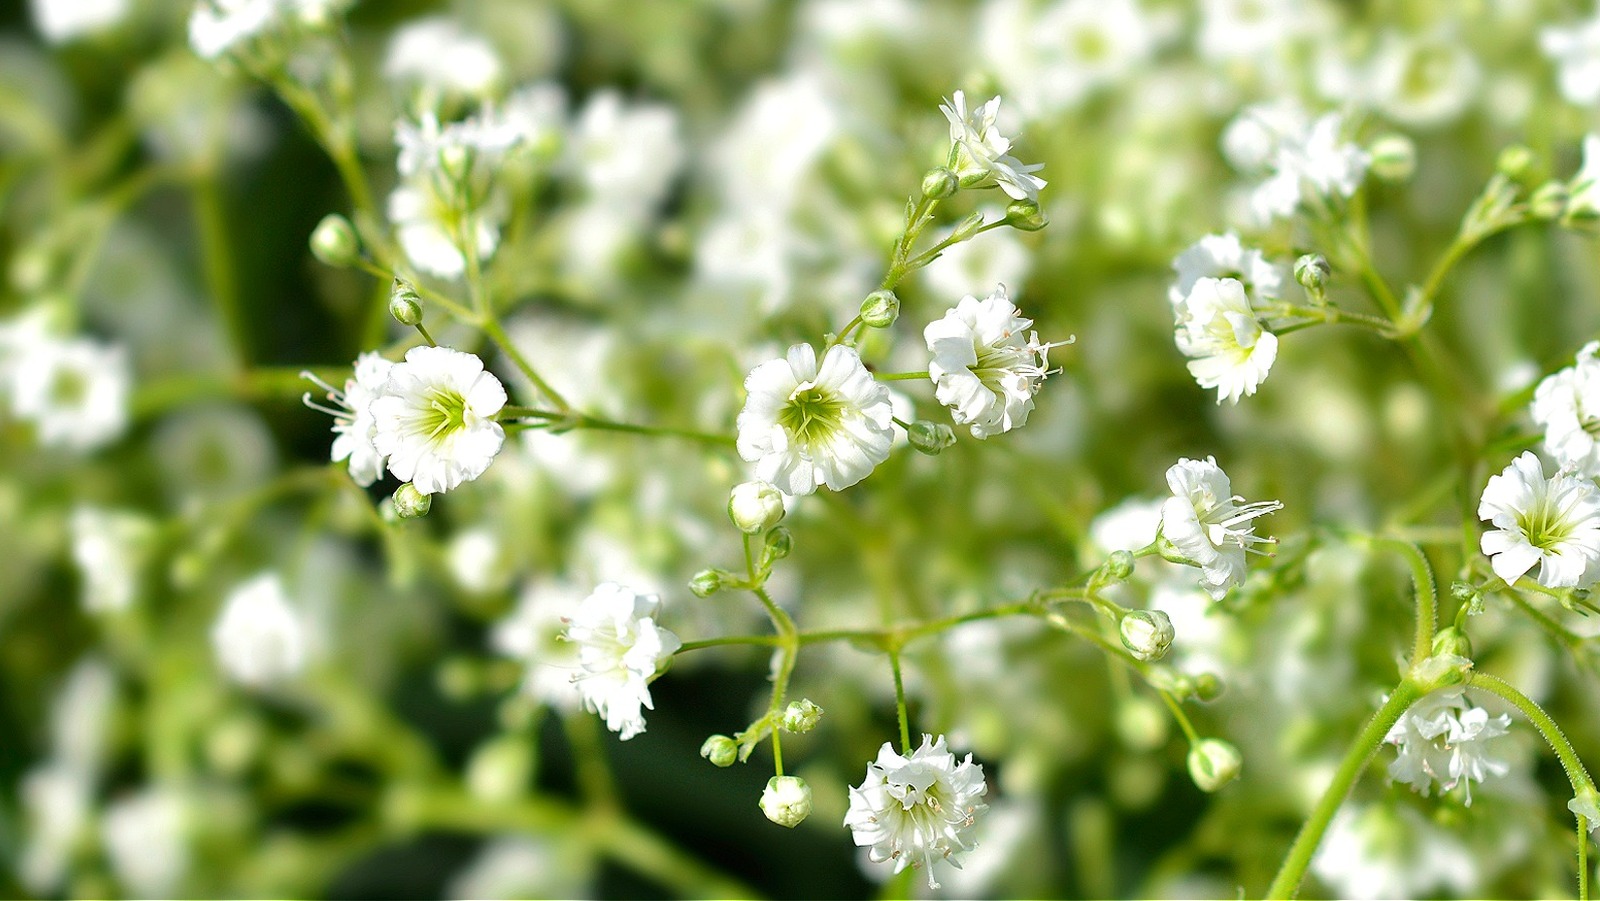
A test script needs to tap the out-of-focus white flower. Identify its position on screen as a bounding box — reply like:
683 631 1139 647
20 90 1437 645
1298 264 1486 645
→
1174 277 1278 404
844 734 988 890
1312 803 1479 900
500 82 568 154
492 579 586 712
939 91 1046 201
1169 233 1282 321
1566 135 1600 219
1195 0 1308 63
49 658 116 773
303 351 393 487
70 506 154 613
568 91 683 210
919 223 1031 301
1478 451 1600 589
30 0 129 43
371 345 506 495
1161 456 1281 599
563 583 681 740
925 286 1066 438
388 112 521 278
1385 687 1511 804
447 526 510 595
980 0 1155 117
188 0 345 61
1367 30 1481 129
1542 11 1600 106
9 337 130 452
1532 341 1600 476
18 762 94 895
737 344 894 496
388 182 500 279
1228 105 1367 223
1089 496 1165 555
447 834 593 900
101 786 189 898
384 17 504 101
1220 100 1308 171
211 573 308 688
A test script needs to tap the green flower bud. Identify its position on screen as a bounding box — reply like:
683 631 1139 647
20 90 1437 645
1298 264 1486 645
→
908 420 956 455
465 735 533 804
763 526 793 562
760 775 812 828
389 278 424 326
1120 609 1175 662
393 483 432 519
859 290 900 329
1430 626 1473 661
1193 672 1224 702
1103 550 1136 583
1005 198 1047 232
1496 144 1534 179
921 166 959 199
700 734 739 767
1187 738 1242 792
436 656 480 699
1294 253 1330 293
310 213 361 267
781 699 823 733
689 569 727 598
1367 134 1417 183
729 480 786 534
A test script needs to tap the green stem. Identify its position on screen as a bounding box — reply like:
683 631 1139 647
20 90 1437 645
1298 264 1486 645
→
193 176 249 369
1467 672 1596 796
1157 689 1201 745
677 634 782 653
500 406 733 447
1265 681 1422 899
479 318 573 413
878 371 930 381
889 647 912 754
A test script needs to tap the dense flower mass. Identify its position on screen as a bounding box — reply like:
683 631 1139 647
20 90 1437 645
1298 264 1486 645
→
844 735 988 889
925 286 1066 438
562 583 681 741
1478 452 1600 589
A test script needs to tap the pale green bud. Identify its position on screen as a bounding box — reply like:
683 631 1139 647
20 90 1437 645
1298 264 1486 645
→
859 290 900 329
436 657 479 699
921 166 959 199
763 527 793 561
728 480 785 534
1430 626 1472 660
908 420 956 455
1367 134 1416 183
310 213 360 267
466 736 533 804
393 483 432 519
1193 672 1223 702
1496 144 1534 179
389 278 424 326
1531 181 1569 220
760 775 812 828
1114 696 1169 752
1294 253 1330 293
1187 738 1242 792
700 735 738 767
689 569 727 598
1120 609 1175 662
1005 198 1047 231
781 699 823 733
1103 550 1136 583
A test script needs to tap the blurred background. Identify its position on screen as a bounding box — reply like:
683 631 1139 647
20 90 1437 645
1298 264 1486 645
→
4 0 1600 897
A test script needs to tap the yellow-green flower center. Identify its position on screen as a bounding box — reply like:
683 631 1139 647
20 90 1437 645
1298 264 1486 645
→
421 387 468 441
778 383 844 447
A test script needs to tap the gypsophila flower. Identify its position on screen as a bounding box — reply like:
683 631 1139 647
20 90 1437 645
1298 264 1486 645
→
31 0 129 43
1170 233 1283 332
383 17 504 102
1566 135 1600 220
563 583 681 741
211 573 308 688
70 506 155 614
188 0 344 61
925 286 1069 438
1478 451 1600 589
1161 456 1282 600
1542 10 1600 106
18 762 93 895
1385 687 1512 805
736 344 894 496
370 345 507 496
1228 105 1367 224
1174 277 1278 404
939 91 1046 201
388 112 522 278
102 786 189 898
1532 341 1600 476
844 734 988 890
491 579 586 713
9 337 131 452
303 351 393 487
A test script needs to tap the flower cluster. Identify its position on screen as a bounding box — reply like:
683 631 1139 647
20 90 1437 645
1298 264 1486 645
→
1168 233 1284 404
561 583 681 741
1385 687 1512 805
843 734 989 889
1161 456 1282 599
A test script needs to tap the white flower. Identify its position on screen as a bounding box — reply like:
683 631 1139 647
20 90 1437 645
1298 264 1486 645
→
736 344 894 496
18 762 94 895
1531 341 1600 477
31 0 129 43
389 183 500 279
925 286 1067 438
211 573 308 688
1195 0 1308 64
1230 107 1367 223
303 351 393 487
1541 12 1600 106
9 337 130 452
188 0 343 60
1174 277 1278 404
1478 451 1600 589
843 734 989 889
939 91 1045 201
568 90 684 210
388 112 521 278
1312 803 1479 900
70 506 155 614
1366 30 1480 129
384 17 504 101
1169 233 1283 321
492 579 586 712
1566 135 1600 219
1385 687 1511 805
102 786 189 897
563 583 681 740
979 0 1155 116
1161 456 1282 600
371 345 507 495
1221 100 1308 171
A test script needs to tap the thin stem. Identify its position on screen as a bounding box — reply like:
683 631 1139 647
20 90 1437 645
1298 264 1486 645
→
414 323 437 347
889 647 912 754
500 406 734 447
1583 815 1592 901
1467 672 1595 795
878 371 930 381
676 634 782 653
1265 681 1422 899
192 176 249 369
1157 689 1201 745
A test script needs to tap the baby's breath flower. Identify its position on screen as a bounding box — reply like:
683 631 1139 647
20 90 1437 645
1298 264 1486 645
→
563 583 681 741
70 506 155 614
1169 233 1283 324
383 17 504 102
844 734 988 889
736 344 894 496
9 337 130 452
939 91 1046 202
1541 11 1600 106
925 286 1069 438
1384 687 1511 805
188 0 344 61
1161 456 1282 600
1174 277 1278 404
31 0 128 43
303 351 393 487
1531 341 1600 476
1478 452 1600 589
211 573 308 689
370 346 506 496
1228 104 1367 223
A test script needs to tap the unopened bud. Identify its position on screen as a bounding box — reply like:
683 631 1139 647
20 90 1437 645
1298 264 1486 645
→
1005 198 1047 231
921 166 959 200
1367 134 1416 183
908 420 956 455
466 736 533 804
1193 672 1224 702
310 213 360 267
393 483 432 519
1187 738 1242 792
760 775 812 828
389 278 423 326
700 734 738 768
1294 253 1330 293
1120 609 1175 662
859 290 900 328
689 569 726 598
1430 626 1473 661
729 480 785 534
781 699 823 733
763 527 793 561
1103 550 1136 583
1496 144 1534 179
